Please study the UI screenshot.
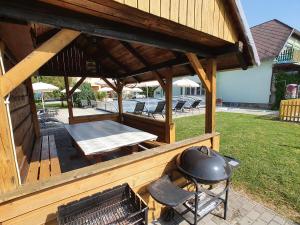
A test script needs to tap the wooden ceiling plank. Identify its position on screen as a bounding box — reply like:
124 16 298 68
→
119 41 168 89
99 42 131 73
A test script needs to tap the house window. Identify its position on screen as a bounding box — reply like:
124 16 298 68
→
180 87 183 95
196 87 201 95
186 87 191 95
191 87 195 95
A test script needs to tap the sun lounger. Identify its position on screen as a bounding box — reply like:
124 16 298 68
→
148 101 165 118
133 101 145 115
173 100 186 113
184 99 201 112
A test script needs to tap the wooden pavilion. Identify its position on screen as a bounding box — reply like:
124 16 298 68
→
0 0 259 224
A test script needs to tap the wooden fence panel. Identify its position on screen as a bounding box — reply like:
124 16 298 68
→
279 99 300 122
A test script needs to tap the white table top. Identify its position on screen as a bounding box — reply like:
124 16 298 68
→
65 120 158 155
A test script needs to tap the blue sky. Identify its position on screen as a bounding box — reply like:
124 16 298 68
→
241 0 300 30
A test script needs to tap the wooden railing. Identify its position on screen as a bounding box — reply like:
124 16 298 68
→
279 99 300 122
0 133 220 225
275 48 300 64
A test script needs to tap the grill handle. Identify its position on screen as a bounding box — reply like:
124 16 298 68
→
199 146 211 157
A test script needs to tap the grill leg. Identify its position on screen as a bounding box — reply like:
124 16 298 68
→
194 192 198 225
224 187 229 220
162 207 174 222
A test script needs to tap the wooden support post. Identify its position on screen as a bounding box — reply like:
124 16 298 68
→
0 29 80 97
205 59 217 134
165 69 175 143
117 81 123 122
25 78 40 138
64 76 73 120
0 44 19 193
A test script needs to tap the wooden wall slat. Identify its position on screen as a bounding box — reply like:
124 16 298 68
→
179 0 188 26
213 0 220 37
125 0 137 7
217 0 225 39
150 0 160 16
137 0 149 12
201 0 209 34
10 105 31 130
18 125 35 183
195 0 203 30
13 113 32 146
8 82 36 184
160 0 170 19
186 0 195 28
170 0 179 23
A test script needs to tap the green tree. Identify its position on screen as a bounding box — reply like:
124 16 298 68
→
73 82 96 107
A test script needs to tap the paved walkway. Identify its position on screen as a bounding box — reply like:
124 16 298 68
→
152 189 297 225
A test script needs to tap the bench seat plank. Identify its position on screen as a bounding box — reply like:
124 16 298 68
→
25 138 42 183
49 135 61 176
39 136 50 180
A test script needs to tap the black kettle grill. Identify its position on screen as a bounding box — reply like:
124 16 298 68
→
176 146 232 184
148 146 240 225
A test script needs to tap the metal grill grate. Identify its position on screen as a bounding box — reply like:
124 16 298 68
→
57 184 148 225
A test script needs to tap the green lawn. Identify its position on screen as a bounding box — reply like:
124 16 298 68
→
174 113 300 221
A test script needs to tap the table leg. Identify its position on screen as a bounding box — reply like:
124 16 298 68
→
131 144 139 153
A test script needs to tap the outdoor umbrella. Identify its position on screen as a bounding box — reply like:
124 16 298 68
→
136 81 160 100
32 82 59 110
100 87 114 92
122 86 134 92
173 78 200 96
60 87 81 93
131 87 143 92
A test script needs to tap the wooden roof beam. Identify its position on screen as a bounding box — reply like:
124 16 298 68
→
120 41 166 89
69 77 86 96
121 57 189 78
0 29 80 97
186 53 211 93
101 77 117 92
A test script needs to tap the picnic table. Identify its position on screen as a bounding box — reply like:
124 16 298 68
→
65 120 158 156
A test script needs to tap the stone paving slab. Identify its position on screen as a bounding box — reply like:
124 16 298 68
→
151 190 298 225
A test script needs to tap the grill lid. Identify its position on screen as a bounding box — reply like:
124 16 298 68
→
176 146 232 184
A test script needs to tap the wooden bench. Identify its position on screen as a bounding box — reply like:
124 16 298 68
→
26 135 61 183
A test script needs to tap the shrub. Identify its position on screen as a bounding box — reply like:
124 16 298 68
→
73 83 96 107
273 71 300 109
95 91 107 101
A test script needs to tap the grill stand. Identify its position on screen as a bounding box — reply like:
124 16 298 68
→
175 177 230 225
148 175 230 225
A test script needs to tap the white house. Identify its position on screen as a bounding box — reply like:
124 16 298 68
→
217 20 300 108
